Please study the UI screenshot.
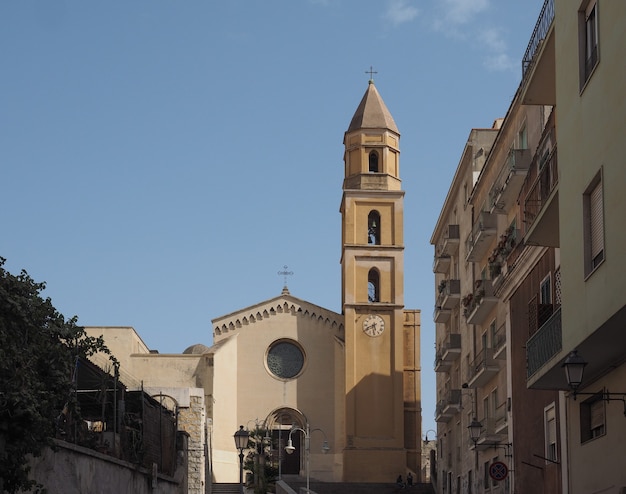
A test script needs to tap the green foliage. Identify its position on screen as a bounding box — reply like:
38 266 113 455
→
0 257 117 493
243 431 278 494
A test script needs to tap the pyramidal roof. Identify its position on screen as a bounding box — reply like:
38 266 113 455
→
347 80 398 134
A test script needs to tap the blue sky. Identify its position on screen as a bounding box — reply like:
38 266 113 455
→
1 0 544 435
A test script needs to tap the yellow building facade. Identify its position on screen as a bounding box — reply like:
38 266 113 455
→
88 80 422 491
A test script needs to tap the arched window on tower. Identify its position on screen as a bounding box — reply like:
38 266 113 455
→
368 211 381 245
369 151 379 173
368 268 380 303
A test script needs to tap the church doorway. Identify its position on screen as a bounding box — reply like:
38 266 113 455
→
265 407 307 477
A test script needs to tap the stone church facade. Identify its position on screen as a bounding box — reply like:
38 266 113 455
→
87 79 422 491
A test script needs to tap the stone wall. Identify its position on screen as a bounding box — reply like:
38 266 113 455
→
177 394 206 493
29 440 185 494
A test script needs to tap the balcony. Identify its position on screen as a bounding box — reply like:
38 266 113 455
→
463 280 498 325
524 146 559 247
493 323 507 360
436 279 461 310
495 402 508 436
521 0 555 106
465 212 497 262
439 224 460 256
467 348 499 388
489 149 531 214
434 333 461 372
432 254 451 274
471 417 507 451
435 389 462 423
433 305 451 323
527 306 562 379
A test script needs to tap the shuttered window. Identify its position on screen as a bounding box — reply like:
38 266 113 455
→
580 392 605 442
545 404 557 462
589 181 604 267
584 171 604 277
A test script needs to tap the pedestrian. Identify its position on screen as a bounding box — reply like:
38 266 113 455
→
407 472 413 486
396 474 405 489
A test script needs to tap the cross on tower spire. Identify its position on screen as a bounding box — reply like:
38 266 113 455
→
365 66 378 83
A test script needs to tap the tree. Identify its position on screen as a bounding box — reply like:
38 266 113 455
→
0 257 117 493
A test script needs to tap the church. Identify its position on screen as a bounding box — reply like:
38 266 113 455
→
87 79 423 491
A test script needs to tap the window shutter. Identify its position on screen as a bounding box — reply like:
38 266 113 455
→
590 182 604 261
590 400 604 430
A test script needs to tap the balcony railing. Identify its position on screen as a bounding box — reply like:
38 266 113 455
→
435 389 462 422
471 416 507 450
439 224 460 256
465 212 497 262
493 323 507 359
527 306 562 378
463 280 498 325
522 0 555 80
524 147 558 228
436 279 461 309
433 254 451 274
434 333 461 371
489 149 531 214
467 348 499 388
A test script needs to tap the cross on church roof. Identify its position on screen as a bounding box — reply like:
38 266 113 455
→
365 66 378 82
278 265 294 290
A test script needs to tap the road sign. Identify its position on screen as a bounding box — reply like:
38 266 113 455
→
489 461 508 481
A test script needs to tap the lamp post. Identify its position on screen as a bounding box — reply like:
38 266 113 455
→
233 425 249 494
423 429 437 444
284 423 330 494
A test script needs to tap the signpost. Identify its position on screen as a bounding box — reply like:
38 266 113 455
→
489 461 508 482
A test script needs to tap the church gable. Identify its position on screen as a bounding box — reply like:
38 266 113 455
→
212 293 344 341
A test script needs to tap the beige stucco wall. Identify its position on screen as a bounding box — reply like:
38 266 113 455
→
556 0 626 351
211 295 343 484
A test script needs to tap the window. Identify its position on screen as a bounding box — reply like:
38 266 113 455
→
368 210 381 245
583 171 605 276
517 125 528 150
368 268 380 302
266 340 305 380
490 388 498 419
580 392 605 442
545 403 557 462
483 461 490 491
540 274 552 305
489 320 496 349
369 150 379 172
579 0 599 88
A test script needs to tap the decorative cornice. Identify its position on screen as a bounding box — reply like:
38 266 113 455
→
213 297 344 338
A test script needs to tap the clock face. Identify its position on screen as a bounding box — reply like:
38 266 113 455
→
363 314 385 337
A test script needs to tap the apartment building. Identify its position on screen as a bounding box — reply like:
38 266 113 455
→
522 0 626 493
432 1 626 493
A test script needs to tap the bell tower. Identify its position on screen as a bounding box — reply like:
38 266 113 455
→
340 79 407 482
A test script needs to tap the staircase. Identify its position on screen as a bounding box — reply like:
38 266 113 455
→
212 484 244 494
278 480 436 494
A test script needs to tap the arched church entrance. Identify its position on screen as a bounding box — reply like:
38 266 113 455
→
264 407 306 476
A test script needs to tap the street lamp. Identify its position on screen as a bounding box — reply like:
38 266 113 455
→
423 429 437 444
562 350 587 394
562 350 626 413
284 423 330 493
233 425 249 494
468 418 483 445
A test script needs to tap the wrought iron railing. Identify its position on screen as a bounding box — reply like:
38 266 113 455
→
527 306 562 377
522 0 555 79
523 147 558 227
